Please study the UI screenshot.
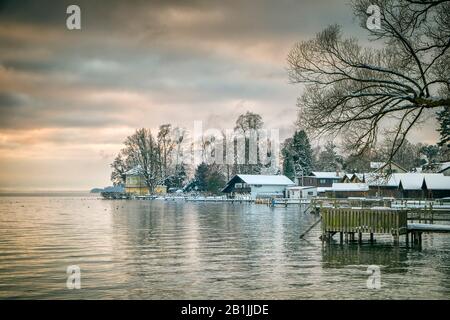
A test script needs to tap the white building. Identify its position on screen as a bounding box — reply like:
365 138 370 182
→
222 174 295 199
286 186 317 199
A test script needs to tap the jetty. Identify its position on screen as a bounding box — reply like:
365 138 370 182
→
320 207 450 245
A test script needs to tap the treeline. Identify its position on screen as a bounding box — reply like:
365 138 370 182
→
281 131 449 182
111 111 449 194
111 111 278 194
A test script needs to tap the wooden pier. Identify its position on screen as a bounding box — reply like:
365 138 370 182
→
321 208 408 243
320 208 450 245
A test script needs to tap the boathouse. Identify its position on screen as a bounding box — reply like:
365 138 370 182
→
302 172 344 187
286 186 317 199
124 166 167 195
422 175 450 198
221 174 295 199
326 183 369 198
371 161 407 174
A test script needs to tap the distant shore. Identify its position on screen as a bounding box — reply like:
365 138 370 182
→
0 191 94 197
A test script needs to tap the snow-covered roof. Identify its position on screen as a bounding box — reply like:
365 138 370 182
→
399 173 443 190
370 161 407 173
423 175 450 190
317 187 333 193
236 174 295 186
363 172 445 190
364 172 401 187
331 183 369 192
310 172 344 179
399 173 428 190
125 165 143 176
438 162 450 173
286 186 317 190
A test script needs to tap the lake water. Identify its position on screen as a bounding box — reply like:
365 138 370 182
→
0 194 449 299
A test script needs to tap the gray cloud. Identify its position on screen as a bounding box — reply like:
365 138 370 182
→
0 0 440 190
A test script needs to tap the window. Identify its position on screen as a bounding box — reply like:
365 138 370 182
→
308 191 314 195
319 179 326 184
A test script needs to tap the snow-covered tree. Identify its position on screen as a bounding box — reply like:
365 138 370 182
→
437 106 450 148
110 151 132 186
282 130 313 181
315 141 342 172
233 111 264 175
122 128 161 193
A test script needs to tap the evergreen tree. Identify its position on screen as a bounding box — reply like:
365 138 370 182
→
437 107 450 148
205 164 226 194
316 141 342 172
194 162 209 192
282 130 313 181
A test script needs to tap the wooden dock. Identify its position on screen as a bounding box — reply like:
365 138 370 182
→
321 208 408 243
407 223 450 245
320 208 450 245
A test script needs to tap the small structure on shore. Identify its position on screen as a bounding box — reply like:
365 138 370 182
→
124 166 167 196
286 186 317 199
302 171 343 188
221 174 295 200
341 172 450 199
326 183 369 198
370 161 407 174
423 175 450 198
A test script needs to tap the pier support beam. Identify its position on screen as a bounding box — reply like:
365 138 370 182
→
370 233 374 243
393 233 399 244
358 232 362 244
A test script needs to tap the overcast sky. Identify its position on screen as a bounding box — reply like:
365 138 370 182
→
0 0 440 191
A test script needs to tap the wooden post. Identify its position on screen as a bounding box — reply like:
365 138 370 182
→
340 232 343 244
393 233 399 245
370 233 374 243
405 232 409 245
358 232 362 244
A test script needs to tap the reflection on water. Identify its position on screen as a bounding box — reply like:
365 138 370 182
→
322 244 408 272
0 195 449 299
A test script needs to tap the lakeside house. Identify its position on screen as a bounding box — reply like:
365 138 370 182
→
370 161 407 174
423 175 450 198
222 174 295 199
301 171 344 187
124 166 167 195
325 183 369 198
340 172 450 199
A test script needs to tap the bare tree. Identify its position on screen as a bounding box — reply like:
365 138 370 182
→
110 151 132 186
234 111 264 174
287 0 450 161
157 124 176 179
123 128 161 193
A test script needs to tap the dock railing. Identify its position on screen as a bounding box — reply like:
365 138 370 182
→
321 208 408 243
